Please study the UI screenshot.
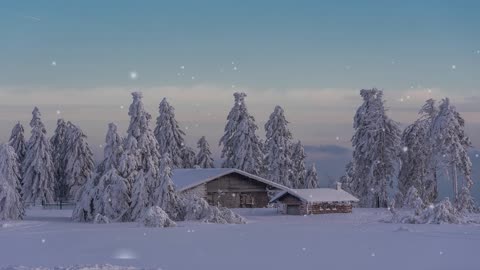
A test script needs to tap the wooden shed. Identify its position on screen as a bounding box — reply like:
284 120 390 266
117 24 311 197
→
270 184 359 215
172 168 287 208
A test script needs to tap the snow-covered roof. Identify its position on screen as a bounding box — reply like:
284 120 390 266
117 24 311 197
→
270 188 359 203
171 168 289 192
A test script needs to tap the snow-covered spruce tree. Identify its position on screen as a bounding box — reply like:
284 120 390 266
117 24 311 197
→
0 144 24 220
8 122 27 166
290 140 307 188
431 98 473 207
50 118 69 201
153 153 184 220
397 99 438 205
348 89 401 208
340 161 355 193
181 146 197 168
154 98 186 168
120 92 182 221
73 123 124 222
264 106 293 187
22 107 55 205
219 92 264 175
99 123 124 175
62 122 94 201
305 163 319 189
115 92 158 221
196 136 214 168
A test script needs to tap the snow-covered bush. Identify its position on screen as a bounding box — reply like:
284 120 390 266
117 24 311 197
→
140 206 176 228
93 214 110 224
419 198 462 224
402 186 424 215
183 196 246 224
388 198 465 224
456 186 479 214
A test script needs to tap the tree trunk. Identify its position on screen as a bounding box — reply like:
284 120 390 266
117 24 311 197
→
452 164 458 201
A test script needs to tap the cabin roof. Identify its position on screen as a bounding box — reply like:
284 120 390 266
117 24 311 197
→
270 188 360 203
171 168 288 192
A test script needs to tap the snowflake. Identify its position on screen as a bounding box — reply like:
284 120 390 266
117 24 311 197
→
99 144 103 148
56 110 61 115
233 66 238 71
371 252 376 257
427 89 432 93
180 65 185 69
302 248 307 251
451 65 456 70
406 95 411 99
41 239 46 243
400 98 404 102
439 251 444 255
191 76 195 80
51 61 57 66
475 154 479 158
129 71 138 80
402 146 408 152
120 105 124 109
336 136 340 141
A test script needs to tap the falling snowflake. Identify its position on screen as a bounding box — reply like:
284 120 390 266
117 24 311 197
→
233 66 238 71
302 248 307 251
371 253 376 257
336 136 340 141
51 61 57 66
120 105 124 109
191 76 195 80
56 110 61 115
41 239 46 243
427 89 432 93
439 251 444 255
180 65 185 69
400 98 404 102
129 71 138 80
99 144 103 148
402 146 408 152
406 95 411 99
475 154 479 158
451 65 456 70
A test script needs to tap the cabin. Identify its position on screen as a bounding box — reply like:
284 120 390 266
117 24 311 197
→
270 183 359 215
171 168 288 208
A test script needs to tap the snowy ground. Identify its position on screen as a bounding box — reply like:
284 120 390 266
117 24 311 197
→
0 207 479 270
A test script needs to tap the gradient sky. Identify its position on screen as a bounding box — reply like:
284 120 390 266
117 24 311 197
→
0 1 479 196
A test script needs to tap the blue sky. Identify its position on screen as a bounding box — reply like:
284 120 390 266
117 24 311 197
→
0 1 480 197
1 0 479 90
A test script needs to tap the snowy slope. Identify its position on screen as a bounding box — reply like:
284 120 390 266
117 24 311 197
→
0 208 479 270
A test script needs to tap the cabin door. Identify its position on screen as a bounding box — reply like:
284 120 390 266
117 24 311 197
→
286 205 300 215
